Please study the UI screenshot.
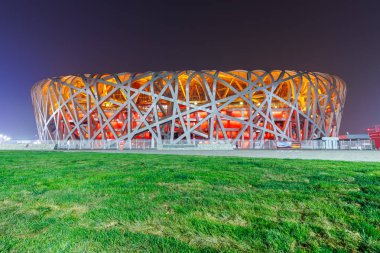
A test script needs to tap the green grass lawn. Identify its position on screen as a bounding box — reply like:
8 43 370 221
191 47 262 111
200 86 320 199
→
0 151 379 252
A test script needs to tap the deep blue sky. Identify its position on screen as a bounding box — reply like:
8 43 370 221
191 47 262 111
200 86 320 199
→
0 0 379 139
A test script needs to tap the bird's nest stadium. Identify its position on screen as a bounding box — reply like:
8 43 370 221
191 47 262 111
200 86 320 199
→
31 70 346 148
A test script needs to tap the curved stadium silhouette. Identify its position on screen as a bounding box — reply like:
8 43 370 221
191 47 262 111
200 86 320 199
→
31 70 346 146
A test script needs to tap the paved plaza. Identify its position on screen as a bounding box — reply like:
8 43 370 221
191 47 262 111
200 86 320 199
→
119 149 380 162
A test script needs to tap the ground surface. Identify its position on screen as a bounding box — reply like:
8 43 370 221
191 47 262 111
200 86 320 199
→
0 151 379 252
118 150 380 162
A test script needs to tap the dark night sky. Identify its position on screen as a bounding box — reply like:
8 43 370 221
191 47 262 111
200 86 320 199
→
0 0 379 139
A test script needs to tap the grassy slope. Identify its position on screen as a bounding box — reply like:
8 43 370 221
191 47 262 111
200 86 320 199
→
0 151 379 252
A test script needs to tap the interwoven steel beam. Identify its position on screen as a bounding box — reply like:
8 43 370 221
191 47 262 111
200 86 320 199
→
31 70 346 145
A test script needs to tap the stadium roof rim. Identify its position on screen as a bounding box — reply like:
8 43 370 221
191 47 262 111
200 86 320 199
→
33 69 345 87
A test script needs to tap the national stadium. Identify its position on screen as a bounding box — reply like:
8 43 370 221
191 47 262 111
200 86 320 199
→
31 70 346 147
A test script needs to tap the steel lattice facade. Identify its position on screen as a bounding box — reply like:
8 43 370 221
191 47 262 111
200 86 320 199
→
31 70 346 145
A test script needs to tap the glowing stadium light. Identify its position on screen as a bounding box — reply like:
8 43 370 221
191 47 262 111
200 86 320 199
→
0 134 11 143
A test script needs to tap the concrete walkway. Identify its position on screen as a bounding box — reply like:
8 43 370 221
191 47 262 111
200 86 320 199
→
118 149 380 162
